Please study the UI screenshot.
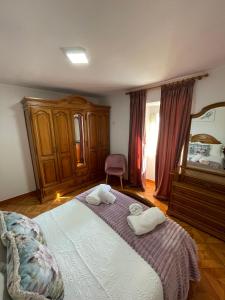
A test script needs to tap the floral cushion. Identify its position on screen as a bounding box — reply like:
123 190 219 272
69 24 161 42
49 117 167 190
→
0 211 46 246
188 142 211 156
5 232 64 300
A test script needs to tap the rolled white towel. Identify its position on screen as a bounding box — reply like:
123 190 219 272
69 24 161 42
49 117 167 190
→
86 191 101 205
127 207 166 235
86 184 111 205
98 189 116 204
98 184 111 192
129 203 143 216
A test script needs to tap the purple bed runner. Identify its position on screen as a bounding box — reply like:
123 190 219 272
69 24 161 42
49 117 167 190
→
76 188 200 300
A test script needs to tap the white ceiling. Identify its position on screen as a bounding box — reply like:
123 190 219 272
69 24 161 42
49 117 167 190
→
1 0 225 96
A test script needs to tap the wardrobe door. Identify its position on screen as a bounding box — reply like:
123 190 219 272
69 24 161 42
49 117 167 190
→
31 107 59 187
98 112 110 173
87 112 99 175
53 109 74 182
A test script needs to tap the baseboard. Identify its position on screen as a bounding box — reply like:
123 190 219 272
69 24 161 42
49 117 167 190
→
0 179 152 204
0 191 37 203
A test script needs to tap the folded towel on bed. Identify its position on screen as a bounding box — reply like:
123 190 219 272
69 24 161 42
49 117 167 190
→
98 189 116 204
127 207 166 235
86 184 114 205
129 203 143 216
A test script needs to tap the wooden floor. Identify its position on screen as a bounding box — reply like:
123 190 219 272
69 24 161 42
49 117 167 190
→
0 180 224 300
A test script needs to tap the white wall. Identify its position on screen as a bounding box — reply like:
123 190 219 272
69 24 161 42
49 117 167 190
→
103 93 130 178
103 64 225 179
192 64 225 113
0 83 99 201
190 107 225 144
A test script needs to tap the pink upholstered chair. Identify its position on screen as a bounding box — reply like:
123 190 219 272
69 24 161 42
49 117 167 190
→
105 154 126 188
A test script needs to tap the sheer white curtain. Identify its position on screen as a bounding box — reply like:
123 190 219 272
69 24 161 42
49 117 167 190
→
145 102 160 181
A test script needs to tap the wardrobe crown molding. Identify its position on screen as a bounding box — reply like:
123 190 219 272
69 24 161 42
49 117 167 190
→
22 95 110 111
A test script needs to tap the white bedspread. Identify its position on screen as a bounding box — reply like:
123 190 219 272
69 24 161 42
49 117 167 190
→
35 200 163 300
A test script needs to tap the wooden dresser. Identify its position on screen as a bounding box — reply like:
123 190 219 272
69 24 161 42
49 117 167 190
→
22 96 110 202
168 168 225 241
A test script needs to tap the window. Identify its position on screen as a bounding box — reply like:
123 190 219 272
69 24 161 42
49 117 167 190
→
145 101 160 181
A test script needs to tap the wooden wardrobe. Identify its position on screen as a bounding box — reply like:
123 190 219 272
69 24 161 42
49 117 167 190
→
22 96 110 202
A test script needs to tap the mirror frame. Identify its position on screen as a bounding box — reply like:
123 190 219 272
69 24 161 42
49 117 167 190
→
72 111 87 169
182 101 225 177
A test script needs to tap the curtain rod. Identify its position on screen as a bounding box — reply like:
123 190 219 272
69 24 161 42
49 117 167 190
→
125 71 209 95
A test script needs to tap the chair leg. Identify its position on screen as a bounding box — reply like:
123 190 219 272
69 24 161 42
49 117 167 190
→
120 175 123 189
106 174 108 184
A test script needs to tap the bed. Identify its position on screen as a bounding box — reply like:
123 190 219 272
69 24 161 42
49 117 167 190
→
0 188 200 300
187 134 225 170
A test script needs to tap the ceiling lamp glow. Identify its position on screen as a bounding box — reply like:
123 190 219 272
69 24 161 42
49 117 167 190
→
62 47 89 64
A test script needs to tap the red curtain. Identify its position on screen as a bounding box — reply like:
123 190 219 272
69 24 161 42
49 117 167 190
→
128 90 147 191
155 79 195 200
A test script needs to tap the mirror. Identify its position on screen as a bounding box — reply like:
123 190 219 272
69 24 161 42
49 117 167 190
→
73 113 85 167
186 103 225 174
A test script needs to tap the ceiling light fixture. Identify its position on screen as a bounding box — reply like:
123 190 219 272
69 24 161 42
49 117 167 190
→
62 47 89 64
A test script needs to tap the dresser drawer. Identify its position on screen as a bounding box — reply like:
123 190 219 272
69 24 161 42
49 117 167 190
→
183 174 225 196
171 192 225 222
170 172 225 242
169 201 225 233
172 183 225 209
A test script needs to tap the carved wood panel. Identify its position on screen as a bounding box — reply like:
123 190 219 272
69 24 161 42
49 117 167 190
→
99 113 109 148
190 134 221 144
33 109 55 156
31 108 59 187
53 109 74 181
98 113 110 172
42 159 58 185
87 112 99 150
87 112 109 175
